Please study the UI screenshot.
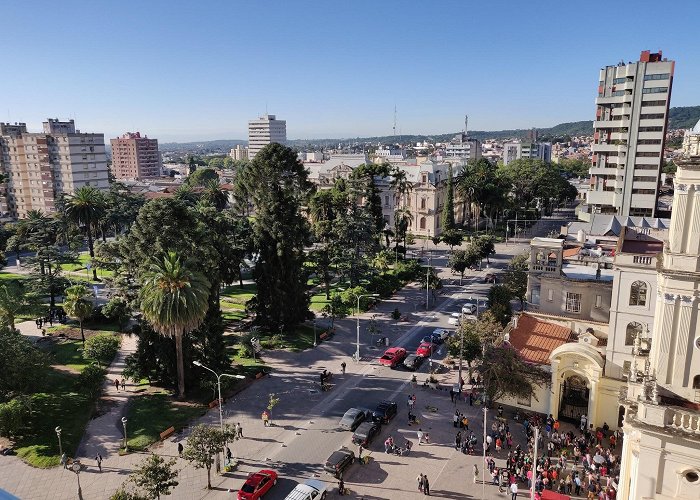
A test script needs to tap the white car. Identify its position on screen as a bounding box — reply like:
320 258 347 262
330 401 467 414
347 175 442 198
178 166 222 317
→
448 313 461 325
432 328 450 340
461 304 477 315
284 479 327 500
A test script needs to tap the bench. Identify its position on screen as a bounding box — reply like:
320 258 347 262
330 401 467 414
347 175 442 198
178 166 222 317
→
160 426 175 440
319 330 334 341
208 399 221 409
255 372 265 379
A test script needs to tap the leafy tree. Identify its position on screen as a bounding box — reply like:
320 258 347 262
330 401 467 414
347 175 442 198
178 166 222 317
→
111 487 148 500
502 253 529 310
393 208 413 257
446 327 482 378
200 179 228 211
441 164 455 231
182 424 236 489
0 280 41 330
139 251 211 397
487 284 514 325
83 333 121 367
475 344 551 405
320 293 348 330
0 397 28 437
473 235 496 264
130 453 179 499
558 158 590 178
0 327 48 400
449 247 480 284
64 284 95 343
457 158 510 228
101 184 145 239
441 229 464 251
103 296 132 330
64 186 106 281
173 184 199 206
350 163 390 241
185 167 219 187
235 144 312 331
309 189 340 299
78 364 106 398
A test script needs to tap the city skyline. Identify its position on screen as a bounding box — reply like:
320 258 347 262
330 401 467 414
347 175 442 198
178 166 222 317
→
3 0 700 141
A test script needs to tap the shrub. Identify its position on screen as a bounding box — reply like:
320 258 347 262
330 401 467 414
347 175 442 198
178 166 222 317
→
0 398 26 437
78 364 106 398
103 297 132 330
83 333 121 366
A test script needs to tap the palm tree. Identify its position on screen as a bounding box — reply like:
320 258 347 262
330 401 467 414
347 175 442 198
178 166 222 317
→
63 284 94 343
64 186 105 281
139 251 211 397
201 179 228 210
0 280 41 330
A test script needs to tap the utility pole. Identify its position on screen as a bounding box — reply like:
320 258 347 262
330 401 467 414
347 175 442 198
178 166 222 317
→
531 426 539 499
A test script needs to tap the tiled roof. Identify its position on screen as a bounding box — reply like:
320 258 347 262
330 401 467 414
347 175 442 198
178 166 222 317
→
509 314 574 365
563 247 581 258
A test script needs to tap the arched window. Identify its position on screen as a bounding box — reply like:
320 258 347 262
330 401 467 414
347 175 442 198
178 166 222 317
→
419 217 426 229
629 281 648 306
693 375 700 389
625 321 644 345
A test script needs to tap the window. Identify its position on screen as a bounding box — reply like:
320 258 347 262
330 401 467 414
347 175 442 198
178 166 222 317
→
420 198 426 209
548 289 554 302
625 322 644 345
644 73 670 81
642 87 668 94
613 77 627 84
693 375 700 390
630 281 648 306
595 295 602 308
640 113 665 120
633 176 657 182
632 189 656 195
531 286 540 305
565 292 582 313
622 361 631 375
641 100 666 107
516 394 532 407
419 217 426 230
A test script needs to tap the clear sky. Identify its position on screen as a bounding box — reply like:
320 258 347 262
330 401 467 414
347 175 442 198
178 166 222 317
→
3 0 699 141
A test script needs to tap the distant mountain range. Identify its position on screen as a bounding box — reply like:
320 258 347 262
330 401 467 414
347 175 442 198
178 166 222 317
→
160 106 700 151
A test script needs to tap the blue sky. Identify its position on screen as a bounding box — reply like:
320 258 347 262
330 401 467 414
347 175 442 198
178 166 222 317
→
3 0 699 141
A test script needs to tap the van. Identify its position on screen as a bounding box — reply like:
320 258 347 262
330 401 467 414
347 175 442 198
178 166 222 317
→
283 479 328 500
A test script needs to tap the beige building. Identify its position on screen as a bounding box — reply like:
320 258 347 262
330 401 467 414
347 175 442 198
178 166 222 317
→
0 119 109 218
229 144 249 161
587 50 674 217
248 114 286 159
110 132 161 179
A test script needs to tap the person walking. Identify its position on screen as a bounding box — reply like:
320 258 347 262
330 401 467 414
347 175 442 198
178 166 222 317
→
417 428 424 445
61 452 68 469
114 378 120 391
453 410 460 427
226 447 232 463
510 482 519 499
449 387 455 403
455 431 462 450
95 453 102 472
177 442 184 456
341 361 346 375
417 473 424 493
423 475 430 496
120 379 126 391
236 422 243 438
473 464 479 484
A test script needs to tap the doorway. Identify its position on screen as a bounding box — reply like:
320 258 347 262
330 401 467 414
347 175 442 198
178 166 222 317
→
559 374 589 423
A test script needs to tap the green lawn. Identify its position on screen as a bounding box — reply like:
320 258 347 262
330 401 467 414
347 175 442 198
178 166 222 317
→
14 369 95 468
0 272 27 281
43 340 96 372
221 283 257 303
59 252 115 280
125 394 206 450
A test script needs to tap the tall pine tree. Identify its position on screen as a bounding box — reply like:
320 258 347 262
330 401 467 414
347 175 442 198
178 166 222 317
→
441 165 455 231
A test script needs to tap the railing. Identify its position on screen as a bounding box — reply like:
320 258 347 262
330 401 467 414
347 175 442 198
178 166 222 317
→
531 264 558 273
670 410 700 435
633 256 653 265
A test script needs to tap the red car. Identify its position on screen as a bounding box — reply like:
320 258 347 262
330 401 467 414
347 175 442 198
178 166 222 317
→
379 347 407 368
416 341 435 358
238 469 278 500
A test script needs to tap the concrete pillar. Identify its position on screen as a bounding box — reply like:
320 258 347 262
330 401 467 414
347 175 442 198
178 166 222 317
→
549 359 560 418
588 379 598 428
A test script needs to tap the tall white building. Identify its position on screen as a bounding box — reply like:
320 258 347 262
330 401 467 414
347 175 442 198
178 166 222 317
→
444 132 481 160
247 114 286 159
588 50 674 217
502 140 551 165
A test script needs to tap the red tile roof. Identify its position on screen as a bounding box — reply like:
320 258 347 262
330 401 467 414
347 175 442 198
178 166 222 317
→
563 247 581 258
509 314 574 365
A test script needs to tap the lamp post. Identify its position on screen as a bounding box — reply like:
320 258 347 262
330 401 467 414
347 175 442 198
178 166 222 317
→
482 406 487 500
426 230 431 310
55 426 63 457
71 461 82 496
121 417 128 452
355 293 379 362
531 426 539 499
313 319 317 347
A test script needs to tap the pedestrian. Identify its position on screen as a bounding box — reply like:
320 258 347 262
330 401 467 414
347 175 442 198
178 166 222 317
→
358 444 363 459
114 378 120 391
120 379 126 391
469 392 473 406
510 482 519 499
453 410 459 428
341 361 346 375
338 478 345 495
95 453 102 472
236 422 243 438
262 410 270 426
473 464 479 484
498 404 504 418
455 431 462 450
462 415 469 429
417 473 424 492
417 428 424 445
449 387 455 403
177 443 183 456
423 475 430 496
61 452 68 469
226 447 232 463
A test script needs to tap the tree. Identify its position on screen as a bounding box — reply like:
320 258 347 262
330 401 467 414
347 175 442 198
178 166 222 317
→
475 344 551 405
103 296 132 331
309 189 340 299
441 229 464 251
449 247 480 284
200 179 228 211
130 453 179 499
0 327 48 400
320 293 348 330
420 267 442 304
473 235 496 264
139 251 211 397
64 284 95 343
83 333 121 367
441 164 455 231
350 163 390 242
235 144 312 331
64 186 106 281
446 327 482 378
502 253 529 310
185 167 219 187
182 424 236 489
0 280 40 330
487 284 514 325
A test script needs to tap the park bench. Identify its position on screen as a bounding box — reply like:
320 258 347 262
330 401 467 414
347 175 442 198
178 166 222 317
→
159 426 175 440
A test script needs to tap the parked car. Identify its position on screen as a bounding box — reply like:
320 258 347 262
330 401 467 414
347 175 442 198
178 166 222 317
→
351 421 381 447
283 479 327 500
416 341 435 357
372 401 398 424
432 328 451 341
484 272 496 283
461 304 477 315
238 469 278 500
422 334 443 345
324 447 355 477
339 408 367 431
379 347 407 368
403 353 424 371
448 312 461 325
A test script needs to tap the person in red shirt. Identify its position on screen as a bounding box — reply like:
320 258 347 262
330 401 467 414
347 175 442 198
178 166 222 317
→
596 429 603 445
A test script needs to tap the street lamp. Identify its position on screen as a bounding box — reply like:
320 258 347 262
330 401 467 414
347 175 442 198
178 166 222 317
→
192 361 245 433
121 417 128 452
482 407 487 500
70 461 82 496
354 293 380 362
313 319 317 347
55 426 63 457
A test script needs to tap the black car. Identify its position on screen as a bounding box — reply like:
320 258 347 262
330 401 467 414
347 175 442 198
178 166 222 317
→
403 353 424 371
339 408 367 431
351 421 381 447
372 401 398 424
421 334 444 345
324 447 355 477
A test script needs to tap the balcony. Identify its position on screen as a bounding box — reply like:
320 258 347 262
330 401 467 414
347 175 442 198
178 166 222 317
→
531 264 557 273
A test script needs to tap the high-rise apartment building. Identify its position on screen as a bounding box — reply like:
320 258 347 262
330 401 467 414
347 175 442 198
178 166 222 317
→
228 144 249 161
248 114 286 159
502 140 551 165
110 132 161 179
588 50 674 217
0 119 109 218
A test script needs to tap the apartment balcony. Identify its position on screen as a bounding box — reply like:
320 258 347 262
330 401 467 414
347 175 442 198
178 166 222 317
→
592 143 622 153
639 118 665 128
416 207 434 215
596 95 631 106
594 119 630 129
669 410 700 435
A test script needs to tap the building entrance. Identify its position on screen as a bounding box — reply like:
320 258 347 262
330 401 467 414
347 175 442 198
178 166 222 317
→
559 375 589 423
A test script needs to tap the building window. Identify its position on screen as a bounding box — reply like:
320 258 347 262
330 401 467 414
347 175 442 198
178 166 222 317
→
420 198 426 210
629 281 648 306
625 322 644 345
547 289 554 302
693 375 700 389
622 361 631 376
419 217 426 230
595 295 602 308
531 286 540 305
565 292 581 313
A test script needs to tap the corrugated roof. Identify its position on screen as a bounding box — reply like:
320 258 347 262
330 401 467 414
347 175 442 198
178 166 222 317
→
509 314 574 365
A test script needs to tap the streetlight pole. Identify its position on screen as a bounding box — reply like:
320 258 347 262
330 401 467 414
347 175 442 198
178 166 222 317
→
355 293 379 362
121 417 128 452
71 461 82 496
313 319 317 347
531 426 539 499
55 426 63 457
482 406 487 500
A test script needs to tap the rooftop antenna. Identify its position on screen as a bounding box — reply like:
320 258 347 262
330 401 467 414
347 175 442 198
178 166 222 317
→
393 105 397 138
464 115 468 135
